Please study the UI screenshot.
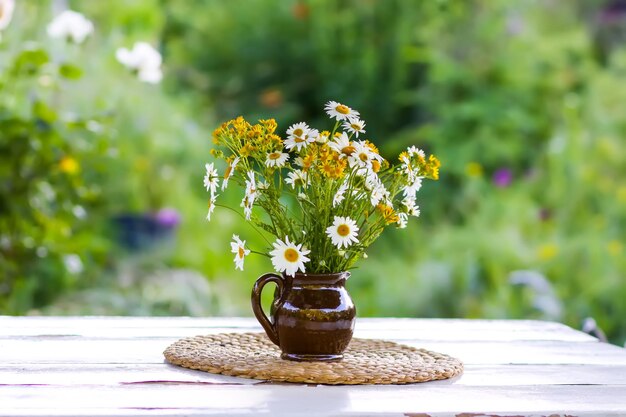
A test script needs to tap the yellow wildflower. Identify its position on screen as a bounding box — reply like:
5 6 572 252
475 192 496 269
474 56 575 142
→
537 244 558 261
465 162 483 177
260 118 278 134
59 156 79 175
376 204 398 225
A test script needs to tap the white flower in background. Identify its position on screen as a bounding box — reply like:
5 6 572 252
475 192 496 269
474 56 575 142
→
342 118 366 138
326 216 360 249
47 10 94 44
221 156 240 191
333 182 349 207
0 0 15 31
116 42 163 84
285 169 308 189
328 132 354 157
206 193 218 221
63 254 83 274
397 213 408 229
265 151 289 168
285 122 314 152
257 181 270 190
203 163 219 195
230 235 250 271
324 100 360 121
269 236 310 277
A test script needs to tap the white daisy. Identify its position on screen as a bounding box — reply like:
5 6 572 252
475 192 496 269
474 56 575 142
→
265 151 289 168
316 131 330 144
333 182 349 207
47 10 94 44
342 118 366 138
241 171 257 220
365 172 389 207
324 100 360 121
402 177 423 199
203 163 219 195
402 198 421 217
230 235 250 271
206 193 218 221
269 236 311 277
285 122 314 152
285 169 308 189
326 216 360 249
397 213 408 229
286 122 310 140
407 146 426 159
222 156 240 191
348 141 382 169
328 132 355 157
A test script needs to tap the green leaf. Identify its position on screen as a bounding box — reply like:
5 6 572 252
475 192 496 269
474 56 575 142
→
58 63 83 80
33 100 57 123
11 48 50 76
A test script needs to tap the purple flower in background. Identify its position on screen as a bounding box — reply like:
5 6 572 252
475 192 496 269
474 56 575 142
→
155 208 181 229
492 168 513 188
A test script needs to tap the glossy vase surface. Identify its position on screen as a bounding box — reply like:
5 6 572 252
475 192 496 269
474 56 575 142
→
251 271 356 361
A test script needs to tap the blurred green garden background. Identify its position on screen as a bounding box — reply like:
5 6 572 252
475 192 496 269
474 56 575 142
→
1 0 625 345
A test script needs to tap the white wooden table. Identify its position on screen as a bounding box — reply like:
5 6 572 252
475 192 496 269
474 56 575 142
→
1 317 626 416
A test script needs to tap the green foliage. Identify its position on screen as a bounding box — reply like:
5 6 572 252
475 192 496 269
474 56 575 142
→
0 41 112 312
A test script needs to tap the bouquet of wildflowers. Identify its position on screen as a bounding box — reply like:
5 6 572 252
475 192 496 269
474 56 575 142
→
205 101 440 276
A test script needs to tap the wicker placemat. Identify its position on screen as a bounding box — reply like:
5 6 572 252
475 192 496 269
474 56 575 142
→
163 332 463 385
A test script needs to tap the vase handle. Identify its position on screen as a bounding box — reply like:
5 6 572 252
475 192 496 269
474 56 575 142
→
251 272 284 346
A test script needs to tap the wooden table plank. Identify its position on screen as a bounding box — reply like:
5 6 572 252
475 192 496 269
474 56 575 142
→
1 338 622 365
0 317 596 342
1 317 625 417
1 363 626 386
1 384 626 416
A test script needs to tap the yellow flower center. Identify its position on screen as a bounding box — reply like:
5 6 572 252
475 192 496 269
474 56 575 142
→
337 224 350 237
284 248 299 262
341 145 355 156
295 137 306 143
351 124 360 131
238 247 245 258
336 105 350 115
269 152 281 160
293 128 303 137
359 152 369 162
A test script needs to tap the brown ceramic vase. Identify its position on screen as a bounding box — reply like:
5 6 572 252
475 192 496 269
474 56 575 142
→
251 271 356 362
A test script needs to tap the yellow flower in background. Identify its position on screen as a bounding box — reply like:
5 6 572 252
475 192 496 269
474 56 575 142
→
59 156 80 175
537 244 558 261
465 162 483 177
607 240 623 256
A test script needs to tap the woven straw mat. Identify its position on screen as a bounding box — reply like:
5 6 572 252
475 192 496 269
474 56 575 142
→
163 332 463 385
